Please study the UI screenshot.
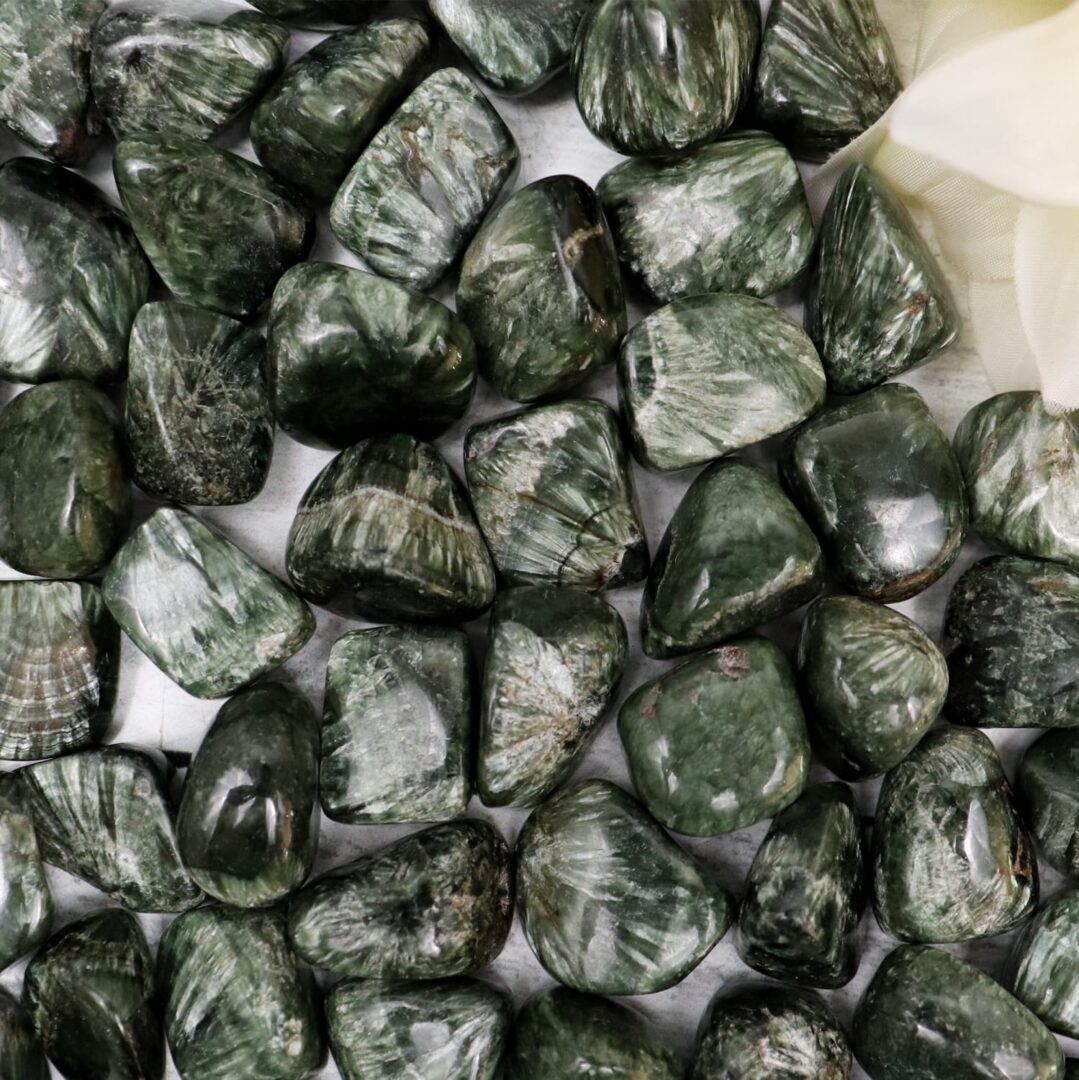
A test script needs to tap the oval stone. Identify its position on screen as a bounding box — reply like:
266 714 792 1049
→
1017 729 1079 878
1008 890 1079 1039
0 776 52 972
0 990 47 1080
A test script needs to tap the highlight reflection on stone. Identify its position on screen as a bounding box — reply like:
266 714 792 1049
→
0 776 52 973
1017 729 1079 879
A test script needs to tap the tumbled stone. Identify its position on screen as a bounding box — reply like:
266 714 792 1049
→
641 460 823 659
0 990 47 1080
321 626 473 824
1017 730 1079 878
269 262 476 450
0 776 52 972
1008 890 1079 1039
781 383 967 601
516 779 732 994
289 820 512 979
479 586 627 807
597 134 814 304
286 434 496 622
796 595 948 780
457 175 626 402
871 725 1037 943
247 0 369 24
103 507 314 699
331 67 518 291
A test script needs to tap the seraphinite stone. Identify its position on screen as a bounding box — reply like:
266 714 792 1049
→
781 383 967 602
0 990 47 1080
246 0 369 25
796 595 948 780
103 507 315 699
321 626 473 824
1007 890 1079 1038
330 67 518 291
0 158 150 383
807 164 959 393
597 134 814 304
1017 730 1079 878
25 909 162 1080
0 776 52 972
871 724 1037 943
159 905 323 1080
457 175 626 402
289 820 513 979
464 400 648 591
114 133 314 319
478 586 627 808
641 460 823 659
516 778 732 995
269 262 477 450
286 434 496 622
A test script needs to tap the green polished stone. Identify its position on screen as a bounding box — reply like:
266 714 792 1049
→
321 626 473 824
807 164 959 393
457 175 626 402
465 400 647 591
1018 730 1079 878
160 905 323 1080
114 133 314 319
1008 890 1079 1039
269 262 477 450
251 18 433 202
516 778 732 995
597 134 814 304
0 158 150 383
289 820 512 979
853 944 1065 1079
247 0 370 25
286 434 496 622
103 507 315 699
796 596 948 781
781 383 967 601
871 725 1037 943
641 460 823 659
479 586 627 808
25 909 162 1080
331 67 518 291
620 640 810 836
0 990 47 1080
0 776 52 972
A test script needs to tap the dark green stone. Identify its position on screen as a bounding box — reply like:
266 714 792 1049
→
807 164 959 393
781 383 968 601
330 67 518 291
1008 890 1079 1039
1068 1061 1079 1079
25 909 162 1080
871 725 1037 943
516 778 732 995
247 0 370 25
0 990 47 1080
321 626 473 824
597 134 814 304
641 459 823 659
286 434 496 622
465 400 648 591
288 820 513 979
269 262 477 450
457 175 626 402
479 586 627 808
0 776 52 972
796 595 948 780
1017 729 1079 878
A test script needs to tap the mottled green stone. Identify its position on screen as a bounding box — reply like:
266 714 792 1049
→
269 262 477 450
1008 890 1079 1038
796 596 948 780
0 776 52 972
247 0 370 25
103 507 315 699
331 67 518 291
457 175 626 402
641 460 823 659
0 990 47 1080
1017 730 1079 878
871 725 1037 943
781 383 967 601
288 820 513 979
479 586 627 808
516 778 732 995
597 134 814 304
321 626 473 824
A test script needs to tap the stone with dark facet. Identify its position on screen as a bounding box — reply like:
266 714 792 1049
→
247 0 370 25
1017 729 1079 878
1008 890 1079 1039
0 990 47 1080
0 776 52 972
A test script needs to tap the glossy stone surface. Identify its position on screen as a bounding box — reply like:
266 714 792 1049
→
0 990 47 1080
516 779 732 995
597 134 814 304
479 586 627 807
321 626 473 824
1008 890 1079 1038
103 507 314 699
1017 730 1079 878
641 460 823 659
269 262 476 450
871 725 1037 943
796 595 948 780
331 67 518 291
457 175 626 402
289 820 512 979
286 434 496 622
781 383 967 602
0 776 52 972
247 0 369 24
